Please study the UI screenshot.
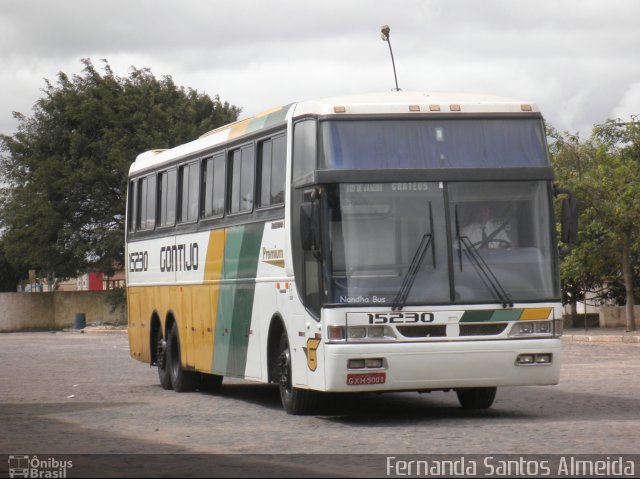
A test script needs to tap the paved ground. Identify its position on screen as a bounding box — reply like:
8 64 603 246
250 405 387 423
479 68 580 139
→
563 327 640 343
0 329 638 476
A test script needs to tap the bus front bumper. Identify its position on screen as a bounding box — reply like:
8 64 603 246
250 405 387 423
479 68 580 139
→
322 338 561 393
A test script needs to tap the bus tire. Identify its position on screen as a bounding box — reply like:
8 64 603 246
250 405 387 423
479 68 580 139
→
455 387 497 409
277 331 317 415
199 373 223 393
156 328 172 390
167 322 199 393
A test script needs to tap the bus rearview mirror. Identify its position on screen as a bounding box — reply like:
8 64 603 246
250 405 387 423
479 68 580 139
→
560 197 579 245
300 200 322 256
300 202 314 251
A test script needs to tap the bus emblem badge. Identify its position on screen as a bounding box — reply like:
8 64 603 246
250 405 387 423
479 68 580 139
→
303 338 321 371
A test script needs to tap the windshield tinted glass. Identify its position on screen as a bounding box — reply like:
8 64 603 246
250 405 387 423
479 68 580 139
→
325 182 450 306
321 181 559 307
450 181 559 303
321 119 548 170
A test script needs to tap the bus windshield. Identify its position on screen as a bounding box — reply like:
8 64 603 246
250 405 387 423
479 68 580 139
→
320 118 549 170
324 181 559 306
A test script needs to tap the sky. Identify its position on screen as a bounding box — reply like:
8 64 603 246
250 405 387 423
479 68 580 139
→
1 0 639 139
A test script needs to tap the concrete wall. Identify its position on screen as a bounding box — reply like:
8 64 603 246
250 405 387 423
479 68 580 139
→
0 291 126 332
599 306 640 328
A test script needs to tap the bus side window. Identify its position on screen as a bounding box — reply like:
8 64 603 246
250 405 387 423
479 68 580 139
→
127 180 137 233
258 135 286 208
179 162 200 223
137 175 156 231
158 169 177 227
202 154 225 218
228 144 255 214
293 120 316 180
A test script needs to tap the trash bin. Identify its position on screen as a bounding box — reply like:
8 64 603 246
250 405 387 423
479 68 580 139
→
75 313 86 330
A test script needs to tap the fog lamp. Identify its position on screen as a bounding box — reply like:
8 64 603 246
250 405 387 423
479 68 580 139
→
366 358 384 369
535 354 552 364
348 359 366 369
516 354 535 365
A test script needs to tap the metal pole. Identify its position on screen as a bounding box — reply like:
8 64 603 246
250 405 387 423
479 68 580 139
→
387 39 400 91
381 25 400 91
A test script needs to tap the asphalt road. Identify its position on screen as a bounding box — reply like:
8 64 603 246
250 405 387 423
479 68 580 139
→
1 331 639 477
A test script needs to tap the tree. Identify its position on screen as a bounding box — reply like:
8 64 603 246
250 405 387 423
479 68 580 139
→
0 238 21 292
587 119 640 331
548 124 617 320
549 119 640 331
0 59 240 283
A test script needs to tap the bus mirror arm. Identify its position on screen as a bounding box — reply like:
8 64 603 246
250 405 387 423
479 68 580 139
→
300 201 322 258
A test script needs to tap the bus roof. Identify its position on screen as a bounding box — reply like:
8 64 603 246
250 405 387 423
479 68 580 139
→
292 90 539 117
129 91 540 176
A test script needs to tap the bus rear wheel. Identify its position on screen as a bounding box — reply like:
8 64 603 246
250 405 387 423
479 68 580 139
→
455 387 497 409
156 329 172 390
277 331 317 415
167 322 199 393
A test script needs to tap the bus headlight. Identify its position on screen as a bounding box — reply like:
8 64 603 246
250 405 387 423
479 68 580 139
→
327 325 396 342
348 327 367 339
367 326 385 338
509 321 554 338
534 321 551 334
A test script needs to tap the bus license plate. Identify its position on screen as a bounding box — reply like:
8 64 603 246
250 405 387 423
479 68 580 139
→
347 372 386 386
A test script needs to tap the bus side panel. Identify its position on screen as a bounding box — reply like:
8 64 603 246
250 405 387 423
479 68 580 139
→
247 220 287 381
181 285 195 368
305 329 326 391
246 282 271 381
212 282 233 376
204 229 226 373
127 288 145 362
189 285 214 372
212 223 264 377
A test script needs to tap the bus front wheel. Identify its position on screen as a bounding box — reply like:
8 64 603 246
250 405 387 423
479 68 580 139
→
455 387 497 409
277 331 317 415
167 322 199 393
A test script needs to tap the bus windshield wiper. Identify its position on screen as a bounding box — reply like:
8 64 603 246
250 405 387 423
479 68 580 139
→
392 202 435 311
455 205 513 308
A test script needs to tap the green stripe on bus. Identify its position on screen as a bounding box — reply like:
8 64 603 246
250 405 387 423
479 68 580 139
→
212 223 264 377
459 310 494 323
490 309 523 322
460 309 524 322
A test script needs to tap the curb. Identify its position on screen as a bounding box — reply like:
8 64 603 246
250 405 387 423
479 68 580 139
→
562 334 640 344
61 327 127 335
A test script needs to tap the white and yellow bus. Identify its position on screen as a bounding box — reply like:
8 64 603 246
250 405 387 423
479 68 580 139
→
126 91 564 414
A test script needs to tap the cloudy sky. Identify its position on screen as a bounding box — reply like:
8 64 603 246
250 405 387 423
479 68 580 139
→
1 0 638 138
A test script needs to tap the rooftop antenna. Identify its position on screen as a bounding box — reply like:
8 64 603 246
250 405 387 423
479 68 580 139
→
380 24 400 91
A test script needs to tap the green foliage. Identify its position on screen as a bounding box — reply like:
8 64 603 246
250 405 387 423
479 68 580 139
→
105 286 127 318
0 59 240 280
0 238 21 292
549 118 640 323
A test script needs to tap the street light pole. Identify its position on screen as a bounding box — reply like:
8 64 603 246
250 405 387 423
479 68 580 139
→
380 25 400 91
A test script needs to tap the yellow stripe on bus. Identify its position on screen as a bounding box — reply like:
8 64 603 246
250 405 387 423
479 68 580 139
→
204 229 227 282
228 119 250 141
203 229 228 372
519 308 553 320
